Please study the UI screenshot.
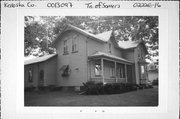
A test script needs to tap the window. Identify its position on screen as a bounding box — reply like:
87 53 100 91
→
141 65 144 74
95 64 101 76
110 66 115 77
117 65 125 78
28 68 33 82
108 43 111 53
63 40 68 54
120 67 124 78
72 38 77 52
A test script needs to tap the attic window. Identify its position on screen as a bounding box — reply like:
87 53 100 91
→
63 39 68 55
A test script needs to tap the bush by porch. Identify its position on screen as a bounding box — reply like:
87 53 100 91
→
82 81 153 95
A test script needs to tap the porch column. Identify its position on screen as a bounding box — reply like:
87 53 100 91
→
125 64 128 83
101 58 104 83
115 61 117 83
89 60 91 79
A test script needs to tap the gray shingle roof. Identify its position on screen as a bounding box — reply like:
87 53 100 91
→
67 24 112 42
24 54 57 65
118 40 140 49
52 24 113 46
95 30 113 42
89 51 133 63
66 25 142 50
52 24 147 53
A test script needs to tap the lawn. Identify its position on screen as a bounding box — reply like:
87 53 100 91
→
25 86 158 106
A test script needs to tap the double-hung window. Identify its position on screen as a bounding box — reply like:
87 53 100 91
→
120 67 124 78
63 39 68 54
72 38 77 53
110 66 115 77
117 64 125 78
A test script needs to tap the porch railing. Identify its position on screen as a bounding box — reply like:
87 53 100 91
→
90 77 127 83
90 77 103 82
116 78 126 83
104 78 116 83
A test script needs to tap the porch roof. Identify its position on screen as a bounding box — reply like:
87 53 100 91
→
88 51 133 64
24 54 57 65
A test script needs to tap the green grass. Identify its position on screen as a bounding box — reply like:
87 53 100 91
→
25 86 158 106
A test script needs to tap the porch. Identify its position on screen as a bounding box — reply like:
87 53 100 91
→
88 52 135 84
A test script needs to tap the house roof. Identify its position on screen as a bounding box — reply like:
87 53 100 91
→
24 54 57 65
95 30 113 42
88 51 133 64
118 40 140 49
68 24 112 42
118 40 148 54
52 24 148 54
52 24 113 46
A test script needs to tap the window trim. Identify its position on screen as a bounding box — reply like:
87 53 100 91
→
72 38 78 53
63 39 69 55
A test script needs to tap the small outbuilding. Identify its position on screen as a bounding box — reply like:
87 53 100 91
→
24 54 57 89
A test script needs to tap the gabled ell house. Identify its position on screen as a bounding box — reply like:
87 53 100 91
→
24 24 148 90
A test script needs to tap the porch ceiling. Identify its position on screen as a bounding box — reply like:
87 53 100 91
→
88 51 133 64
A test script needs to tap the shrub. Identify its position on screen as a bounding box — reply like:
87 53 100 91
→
82 81 138 95
103 83 114 94
82 81 103 95
113 83 122 93
125 83 136 92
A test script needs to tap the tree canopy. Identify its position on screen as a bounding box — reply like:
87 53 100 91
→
24 16 158 63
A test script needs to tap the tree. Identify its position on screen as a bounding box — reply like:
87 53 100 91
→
24 16 54 56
